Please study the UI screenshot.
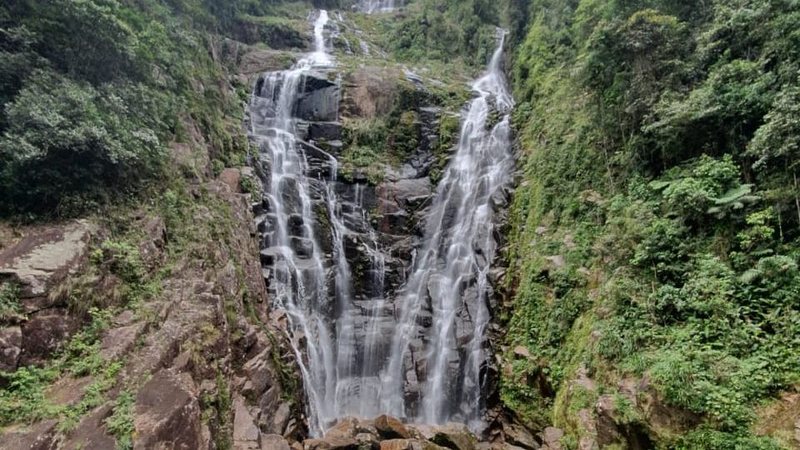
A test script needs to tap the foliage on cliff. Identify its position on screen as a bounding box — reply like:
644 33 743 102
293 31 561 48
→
505 0 800 448
0 0 304 218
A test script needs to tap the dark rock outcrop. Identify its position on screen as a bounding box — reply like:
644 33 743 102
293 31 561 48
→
134 370 207 450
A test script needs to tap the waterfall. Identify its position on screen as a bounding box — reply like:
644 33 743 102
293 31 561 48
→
250 10 394 436
360 0 402 14
250 8 513 435
249 10 339 436
380 31 514 428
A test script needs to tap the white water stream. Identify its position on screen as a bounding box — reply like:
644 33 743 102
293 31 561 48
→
251 11 513 436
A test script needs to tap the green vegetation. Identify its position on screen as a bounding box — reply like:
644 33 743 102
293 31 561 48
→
505 0 800 447
0 283 21 322
0 308 114 425
0 0 295 218
106 390 135 450
386 0 501 68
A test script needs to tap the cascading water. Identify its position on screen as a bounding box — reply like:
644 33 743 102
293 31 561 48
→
359 0 402 14
249 10 339 435
251 7 513 436
250 9 394 435
379 31 514 428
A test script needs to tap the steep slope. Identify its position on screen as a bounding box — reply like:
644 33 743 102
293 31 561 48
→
0 0 311 447
503 1 800 449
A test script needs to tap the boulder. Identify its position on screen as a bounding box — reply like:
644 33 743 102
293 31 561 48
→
430 424 477 450
0 220 96 298
44 376 93 409
241 347 277 399
0 419 58 450
134 370 207 450
374 415 411 439
99 322 144 361
20 312 80 364
221 168 243 193
341 67 401 119
502 423 539 450
59 404 117 450
303 437 359 450
540 428 563 450
138 215 167 270
512 346 531 359
234 395 261 447
325 417 359 439
0 326 22 372
380 439 415 450
266 401 291 435
262 434 293 450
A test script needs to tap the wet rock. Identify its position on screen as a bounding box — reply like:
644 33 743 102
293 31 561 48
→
262 434 293 450
375 414 411 439
325 417 360 439
301 141 336 179
379 179 433 211
0 326 22 372
306 122 342 142
502 423 539 450
0 220 96 298
134 370 206 450
430 424 477 450
291 236 315 259
378 211 409 236
303 437 359 450
380 439 415 450
295 72 339 122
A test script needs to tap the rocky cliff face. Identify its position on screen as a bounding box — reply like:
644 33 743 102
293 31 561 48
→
246 9 522 445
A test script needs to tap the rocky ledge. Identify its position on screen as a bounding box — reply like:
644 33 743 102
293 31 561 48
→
228 412 570 450
244 415 538 450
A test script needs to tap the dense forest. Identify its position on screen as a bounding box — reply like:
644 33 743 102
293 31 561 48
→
504 0 800 448
0 0 799 449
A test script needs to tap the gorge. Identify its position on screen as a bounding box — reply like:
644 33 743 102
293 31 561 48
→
249 8 514 436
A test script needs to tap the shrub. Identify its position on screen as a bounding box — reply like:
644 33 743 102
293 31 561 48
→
0 71 164 216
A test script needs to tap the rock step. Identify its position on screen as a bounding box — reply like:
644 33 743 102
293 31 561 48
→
295 416 534 450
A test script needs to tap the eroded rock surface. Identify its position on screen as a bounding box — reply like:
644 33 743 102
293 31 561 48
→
301 417 532 450
0 220 96 298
